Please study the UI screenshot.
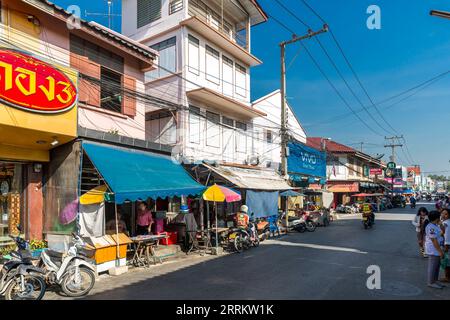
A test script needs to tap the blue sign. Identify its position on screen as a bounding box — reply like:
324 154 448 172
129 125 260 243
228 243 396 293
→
287 142 326 179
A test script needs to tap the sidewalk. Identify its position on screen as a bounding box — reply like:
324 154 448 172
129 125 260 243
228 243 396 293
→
43 250 223 300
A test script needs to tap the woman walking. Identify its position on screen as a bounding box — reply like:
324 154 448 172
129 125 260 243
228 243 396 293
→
412 207 429 257
424 210 445 289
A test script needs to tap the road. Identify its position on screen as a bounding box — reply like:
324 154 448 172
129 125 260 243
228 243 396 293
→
53 202 450 300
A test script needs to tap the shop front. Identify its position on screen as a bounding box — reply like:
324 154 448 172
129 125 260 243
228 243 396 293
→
0 48 78 247
327 181 360 208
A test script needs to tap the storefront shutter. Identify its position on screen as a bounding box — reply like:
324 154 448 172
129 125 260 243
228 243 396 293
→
123 75 137 117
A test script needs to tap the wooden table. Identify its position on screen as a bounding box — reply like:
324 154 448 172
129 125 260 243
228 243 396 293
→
209 227 230 247
129 234 167 268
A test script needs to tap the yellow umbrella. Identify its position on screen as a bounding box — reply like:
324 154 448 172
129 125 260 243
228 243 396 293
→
79 185 108 205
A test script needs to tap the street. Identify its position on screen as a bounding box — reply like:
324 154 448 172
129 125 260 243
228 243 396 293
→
44 203 448 300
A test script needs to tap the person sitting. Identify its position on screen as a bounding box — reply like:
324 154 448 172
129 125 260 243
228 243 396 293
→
136 202 154 235
105 212 128 235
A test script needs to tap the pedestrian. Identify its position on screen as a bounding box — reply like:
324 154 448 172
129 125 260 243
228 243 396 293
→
424 210 445 289
439 209 450 282
136 202 154 235
412 207 429 257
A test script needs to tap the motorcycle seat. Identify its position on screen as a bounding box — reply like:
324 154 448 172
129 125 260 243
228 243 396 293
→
46 249 65 261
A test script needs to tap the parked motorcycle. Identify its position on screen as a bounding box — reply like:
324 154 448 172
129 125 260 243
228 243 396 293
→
255 217 270 241
0 232 46 300
279 212 306 233
301 212 317 232
38 233 96 297
309 210 331 227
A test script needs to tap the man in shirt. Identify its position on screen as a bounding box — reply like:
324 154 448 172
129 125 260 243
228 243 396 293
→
425 210 445 289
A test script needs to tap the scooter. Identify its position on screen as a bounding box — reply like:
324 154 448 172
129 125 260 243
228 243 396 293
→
255 217 270 241
38 233 96 297
279 212 306 233
300 211 317 232
0 232 46 300
362 212 374 229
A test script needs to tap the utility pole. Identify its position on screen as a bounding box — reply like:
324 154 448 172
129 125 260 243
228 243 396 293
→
280 25 328 232
384 135 403 195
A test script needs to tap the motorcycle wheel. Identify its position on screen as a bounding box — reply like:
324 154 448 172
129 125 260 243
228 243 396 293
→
295 224 306 233
61 266 95 297
5 275 46 301
306 221 317 232
234 235 245 253
363 223 368 229
253 234 260 247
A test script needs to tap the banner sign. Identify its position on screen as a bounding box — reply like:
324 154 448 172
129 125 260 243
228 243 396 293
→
0 49 77 113
370 168 383 176
287 142 326 179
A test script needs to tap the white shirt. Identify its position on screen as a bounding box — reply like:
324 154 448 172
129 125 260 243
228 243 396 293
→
443 219 450 246
425 223 443 256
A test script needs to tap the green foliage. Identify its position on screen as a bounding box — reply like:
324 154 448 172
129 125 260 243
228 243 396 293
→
29 239 48 250
0 245 16 256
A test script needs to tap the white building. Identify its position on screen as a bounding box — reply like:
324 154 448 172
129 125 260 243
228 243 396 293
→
251 90 307 169
121 0 268 165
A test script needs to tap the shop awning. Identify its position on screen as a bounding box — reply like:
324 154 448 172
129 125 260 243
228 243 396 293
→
82 141 206 204
202 163 292 190
327 182 359 193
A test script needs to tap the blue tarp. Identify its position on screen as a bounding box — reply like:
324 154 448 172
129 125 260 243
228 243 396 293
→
82 141 206 204
287 142 326 179
246 190 279 218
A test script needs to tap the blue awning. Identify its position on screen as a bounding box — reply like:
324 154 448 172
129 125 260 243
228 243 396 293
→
82 141 206 204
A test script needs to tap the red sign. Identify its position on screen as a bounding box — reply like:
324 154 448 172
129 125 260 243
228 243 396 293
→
370 168 383 176
327 182 359 193
0 49 77 113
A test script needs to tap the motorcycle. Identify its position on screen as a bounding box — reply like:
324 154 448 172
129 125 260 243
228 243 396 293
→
0 232 46 300
309 210 331 227
362 212 374 229
38 233 96 297
410 201 416 209
255 217 270 241
300 211 317 232
279 212 306 233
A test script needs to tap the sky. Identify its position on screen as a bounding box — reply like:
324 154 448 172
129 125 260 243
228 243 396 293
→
52 0 450 175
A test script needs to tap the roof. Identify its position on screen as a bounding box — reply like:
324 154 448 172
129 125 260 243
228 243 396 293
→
202 163 292 191
31 0 158 62
307 137 356 153
82 141 205 204
243 0 269 26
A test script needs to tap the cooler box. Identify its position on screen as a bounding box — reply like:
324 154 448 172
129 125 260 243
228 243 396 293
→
160 231 177 245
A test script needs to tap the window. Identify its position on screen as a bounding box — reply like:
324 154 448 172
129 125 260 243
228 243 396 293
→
189 106 201 144
169 0 183 14
222 117 235 160
235 63 247 97
146 37 176 81
222 55 234 97
146 111 177 144
188 35 200 75
137 0 162 28
222 116 234 128
265 130 273 144
101 67 123 113
70 34 124 74
206 111 220 147
206 45 220 84
236 121 247 153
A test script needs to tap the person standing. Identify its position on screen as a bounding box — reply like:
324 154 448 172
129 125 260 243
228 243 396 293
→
412 207 429 257
424 210 445 289
136 202 154 235
439 209 450 282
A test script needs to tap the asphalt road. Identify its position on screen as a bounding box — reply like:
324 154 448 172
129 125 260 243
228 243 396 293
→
84 202 450 300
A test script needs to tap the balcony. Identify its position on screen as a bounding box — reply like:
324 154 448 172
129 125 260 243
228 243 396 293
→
183 0 262 66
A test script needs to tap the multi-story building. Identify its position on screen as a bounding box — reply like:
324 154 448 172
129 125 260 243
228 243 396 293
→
121 0 268 164
307 137 386 207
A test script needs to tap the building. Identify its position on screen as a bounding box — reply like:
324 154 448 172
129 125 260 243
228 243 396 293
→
121 0 268 164
307 137 386 208
0 0 207 252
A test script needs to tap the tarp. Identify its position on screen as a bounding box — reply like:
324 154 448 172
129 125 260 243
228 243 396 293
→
202 163 292 190
78 202 105 237
246 190 279 218
82 141 206 204
287 142 326 179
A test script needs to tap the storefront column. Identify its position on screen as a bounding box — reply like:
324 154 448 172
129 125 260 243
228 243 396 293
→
27 165 44 240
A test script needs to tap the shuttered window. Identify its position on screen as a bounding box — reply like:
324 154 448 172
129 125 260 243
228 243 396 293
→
146 37 176 81
189 106 201 144
236 121 247 153
222 55 234 97
137 0 162 28
169 0 183 14
206 45 220 84
188 35 200 75
235 63 247 97
206 111 220 147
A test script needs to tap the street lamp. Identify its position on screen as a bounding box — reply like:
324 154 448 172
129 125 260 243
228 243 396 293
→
430 9 450 20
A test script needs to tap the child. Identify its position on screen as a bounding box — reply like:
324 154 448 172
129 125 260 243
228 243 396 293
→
424 211 445 289
440 209 450 282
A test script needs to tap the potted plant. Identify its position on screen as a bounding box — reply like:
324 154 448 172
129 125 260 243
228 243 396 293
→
29 239 48 258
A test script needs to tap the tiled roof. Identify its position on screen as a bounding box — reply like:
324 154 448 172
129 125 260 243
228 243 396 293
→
306 137 356 153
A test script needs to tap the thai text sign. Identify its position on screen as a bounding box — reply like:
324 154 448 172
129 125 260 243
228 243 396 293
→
0 49 77 113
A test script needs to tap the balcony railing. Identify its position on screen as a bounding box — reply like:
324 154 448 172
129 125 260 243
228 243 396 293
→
188 0 249 51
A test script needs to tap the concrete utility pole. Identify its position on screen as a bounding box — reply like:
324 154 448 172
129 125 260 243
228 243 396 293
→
280 25 328 178
384 135 403 163
280 25 328 232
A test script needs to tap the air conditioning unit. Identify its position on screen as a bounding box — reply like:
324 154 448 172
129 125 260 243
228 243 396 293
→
245 155 260 166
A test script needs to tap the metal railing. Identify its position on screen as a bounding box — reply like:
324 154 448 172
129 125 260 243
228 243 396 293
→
188 0 248 50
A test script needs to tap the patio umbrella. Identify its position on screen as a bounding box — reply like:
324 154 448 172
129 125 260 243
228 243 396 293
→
202 184 242 249
79 185 108 205
280 190 305 197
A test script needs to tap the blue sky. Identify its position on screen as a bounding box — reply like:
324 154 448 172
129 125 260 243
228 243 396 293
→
53 0 450 174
